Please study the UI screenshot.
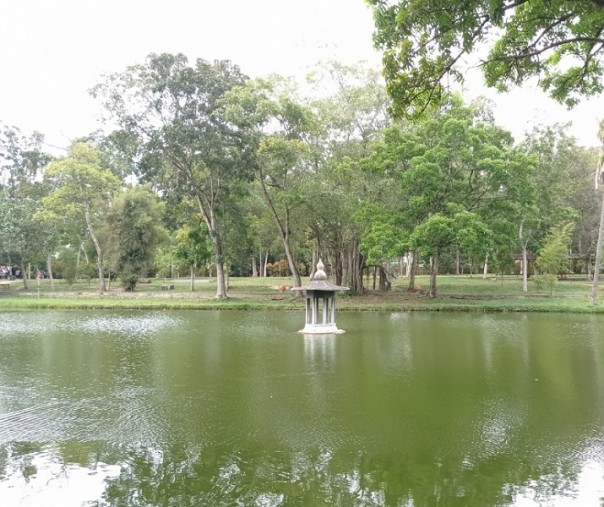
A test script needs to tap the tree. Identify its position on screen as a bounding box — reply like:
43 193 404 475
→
222 76 318 290
92 53 252 299
362 97 528 296
368 0 604 117
243 190 282 278
410 208 492 297
591 120 604 305
537 222 575 274
304 63 391 293
536 222 575 295
106 186 168 291
0 123 53 288
173 219 212 291
516 125 594 291
357 202 408 292
43 142 120 293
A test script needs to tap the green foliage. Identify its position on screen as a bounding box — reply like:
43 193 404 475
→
533 274 559 296
42 142 120 292
43 143 120 219
2 60 599 298
0 124 55 280
368 0 604 117
362 99 517 273
106 186 168 291
93 53 253 297
411 214 456 258
537 222 575 275
359 204 408 264
173 222 211 270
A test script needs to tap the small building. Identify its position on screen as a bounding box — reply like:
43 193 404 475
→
291 259 349 334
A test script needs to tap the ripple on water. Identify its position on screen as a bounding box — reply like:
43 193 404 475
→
0 312 182 340
78 313 181 338
0 313 68 337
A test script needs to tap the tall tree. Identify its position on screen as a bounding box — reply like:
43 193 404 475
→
0 123 52 288
515 125 595 290
43 142 120 293
368 0 604 117
362 97 529 296
105 186 168 291
92 53 252 299
222 76 318 290
307 62 391 292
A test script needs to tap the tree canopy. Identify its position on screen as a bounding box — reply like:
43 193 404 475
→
368 0 604 117
1 55 600 300
92 53 252 298
43 142 120 293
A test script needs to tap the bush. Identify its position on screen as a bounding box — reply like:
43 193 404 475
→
533 274 557 296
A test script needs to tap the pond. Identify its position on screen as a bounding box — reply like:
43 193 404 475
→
0 310 603 506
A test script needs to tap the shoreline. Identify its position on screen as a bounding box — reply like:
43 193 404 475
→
0 275 601 313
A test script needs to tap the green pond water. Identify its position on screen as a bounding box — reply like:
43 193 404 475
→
0 310 603 506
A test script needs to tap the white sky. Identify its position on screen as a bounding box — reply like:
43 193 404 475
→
1 0 601 152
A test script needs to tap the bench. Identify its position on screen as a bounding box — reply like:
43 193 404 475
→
161 284 174 291
0 282 10 290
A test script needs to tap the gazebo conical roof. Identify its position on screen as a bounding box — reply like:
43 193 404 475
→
291 259 349 292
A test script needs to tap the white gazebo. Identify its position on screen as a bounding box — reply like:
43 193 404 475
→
291 259 349 334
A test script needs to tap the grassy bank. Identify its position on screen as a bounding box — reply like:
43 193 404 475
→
0 274 602 313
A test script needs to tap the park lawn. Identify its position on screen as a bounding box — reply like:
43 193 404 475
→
0 274 601 313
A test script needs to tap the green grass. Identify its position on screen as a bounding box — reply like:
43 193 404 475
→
0 274 603 313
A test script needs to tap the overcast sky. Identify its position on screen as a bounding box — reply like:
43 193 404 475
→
1 0 601 152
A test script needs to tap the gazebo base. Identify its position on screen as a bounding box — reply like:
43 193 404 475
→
298 324 345 334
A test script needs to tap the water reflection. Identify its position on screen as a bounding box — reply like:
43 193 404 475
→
304 333 337 364
0 311 603 505
0 442 121 507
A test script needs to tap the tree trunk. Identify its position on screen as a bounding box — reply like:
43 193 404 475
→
429 255 439 298
214 245 227 299
259 178 302 291
205 225 227 298
344 239 364 295
407 250 417 291
263 251 269 277
456 249 461 275
252 254 258 277
84 207 106 293
20 259 29 290
46 254 55 290
194 196 227 299
76 244 81 281
522 243 529 293
483 253 489 280
267 210 299 283
283 235 302 289
190 263 196 291
591 191 604 305
334 251 343 286
518 220 530 293
379 266 391 292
